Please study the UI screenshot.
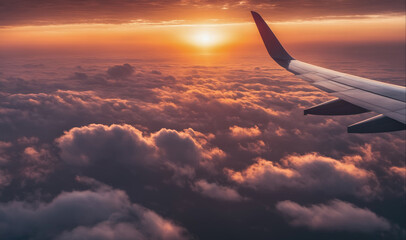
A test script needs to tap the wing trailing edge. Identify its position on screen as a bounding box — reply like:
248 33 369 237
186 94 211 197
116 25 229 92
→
348 115 406 133
304 99 370 116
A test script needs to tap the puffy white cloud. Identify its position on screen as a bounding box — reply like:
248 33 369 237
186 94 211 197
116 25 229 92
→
276 200 390 232
226 153 379 198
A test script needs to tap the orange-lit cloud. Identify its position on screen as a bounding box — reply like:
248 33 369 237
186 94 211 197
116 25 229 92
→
192 179 245 201
229 125 261 139
226 153 379 198
389 166 406 178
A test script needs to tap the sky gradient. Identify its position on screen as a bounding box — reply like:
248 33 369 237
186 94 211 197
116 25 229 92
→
1 0 405 57
0 0 405 239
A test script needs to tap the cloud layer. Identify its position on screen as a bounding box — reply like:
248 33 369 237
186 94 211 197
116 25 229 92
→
0 55 404 239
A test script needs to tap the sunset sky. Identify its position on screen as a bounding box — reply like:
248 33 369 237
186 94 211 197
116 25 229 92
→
1 0 405 57
0 1 405 240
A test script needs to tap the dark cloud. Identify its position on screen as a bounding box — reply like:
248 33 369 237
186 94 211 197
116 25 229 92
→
72 72 88 81
276 200 390 232
151 70 162 75
192 179 245 201
0 0 404 26
56 124 225 182
0 141 12 164
107 64 135 80
0 177 190 240
20 146 54 182
56 124 155 166
0 169 11 188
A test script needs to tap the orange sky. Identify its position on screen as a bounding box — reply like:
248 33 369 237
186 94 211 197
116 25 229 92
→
0 13 404 58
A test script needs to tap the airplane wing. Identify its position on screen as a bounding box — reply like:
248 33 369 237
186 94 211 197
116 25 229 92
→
251 11 406 133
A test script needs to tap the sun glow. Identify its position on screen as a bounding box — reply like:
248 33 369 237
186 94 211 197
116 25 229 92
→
194 31 215 46
189 29 224 48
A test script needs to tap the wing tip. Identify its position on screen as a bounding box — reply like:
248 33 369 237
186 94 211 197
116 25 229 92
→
250 11 263 23
250 11 294 68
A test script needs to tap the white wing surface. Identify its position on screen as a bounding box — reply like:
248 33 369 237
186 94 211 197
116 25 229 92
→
251 11 406 133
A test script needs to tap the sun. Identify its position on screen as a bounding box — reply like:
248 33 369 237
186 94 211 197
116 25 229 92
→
194 31 215 46
190 29 222 48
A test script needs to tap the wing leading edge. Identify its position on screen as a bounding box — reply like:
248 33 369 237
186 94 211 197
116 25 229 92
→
251 11 406 133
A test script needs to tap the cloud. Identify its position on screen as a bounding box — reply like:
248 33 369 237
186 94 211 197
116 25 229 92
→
151 70 162 75
56 124 225 180
152 128 225 173
229 125 261 139
276 200 390 232
56 222 145 240
0 63 311 143
0 169 12 188
238 140 268 154
343 144 378 164
389 166 405 178
56 124 155 166
57 204 189 240
21 146 54 182
107 64 135 80
0 0 404 26
226 153 379 198
72 72 88 81
0 137 57 187
192 179 245 201
0 178 190 240
0 141 12 164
